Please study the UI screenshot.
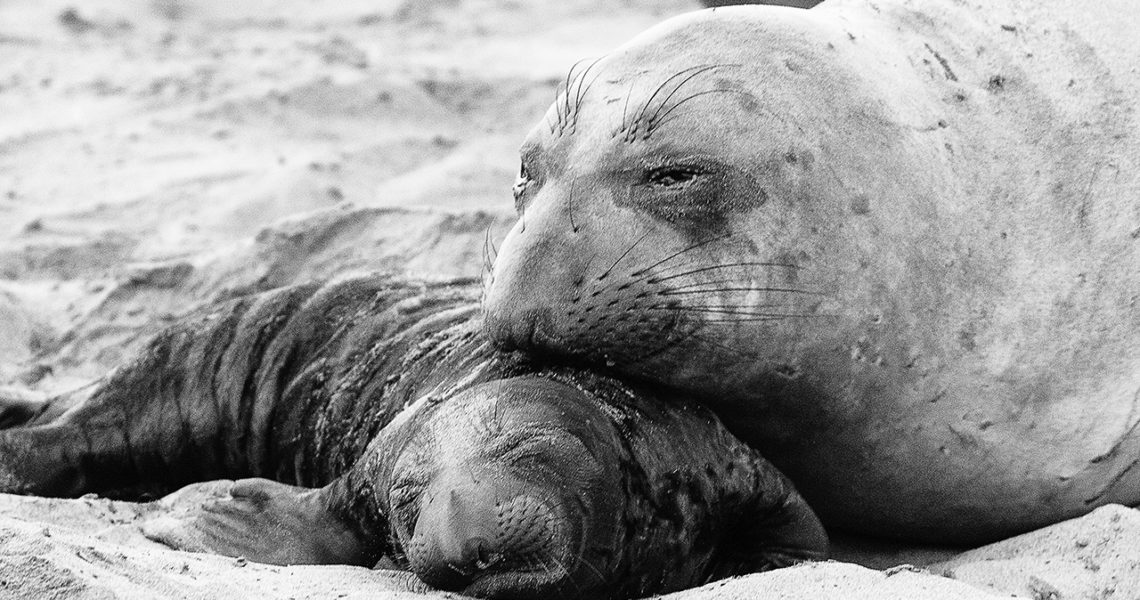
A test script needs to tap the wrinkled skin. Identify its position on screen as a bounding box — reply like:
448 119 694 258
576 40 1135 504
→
483 0 1140 543
0 276 826 599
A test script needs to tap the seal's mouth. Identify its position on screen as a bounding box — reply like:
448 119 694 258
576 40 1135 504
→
485 305 592 364
483 305 541 351
486 298 690 371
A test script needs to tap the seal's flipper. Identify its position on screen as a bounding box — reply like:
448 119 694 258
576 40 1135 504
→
142 478 377 567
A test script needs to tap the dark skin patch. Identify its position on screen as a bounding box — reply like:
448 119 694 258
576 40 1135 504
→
517 67 769 238
712 77 763 114
605 143 771 239
849 195 871 215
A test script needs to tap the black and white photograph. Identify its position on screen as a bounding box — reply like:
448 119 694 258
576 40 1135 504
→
0 0 1136 598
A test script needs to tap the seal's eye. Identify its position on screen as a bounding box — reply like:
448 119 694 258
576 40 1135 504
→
389 475 426 516
496 430 599 481
512 161 533 211
646 166 704 188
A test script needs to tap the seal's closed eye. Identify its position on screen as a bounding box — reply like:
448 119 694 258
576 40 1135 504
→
495 429 595 477
645 164 707 188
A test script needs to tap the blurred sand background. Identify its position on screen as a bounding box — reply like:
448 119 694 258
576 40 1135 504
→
0 0 1137 598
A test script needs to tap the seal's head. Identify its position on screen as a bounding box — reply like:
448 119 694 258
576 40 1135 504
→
480 4 1139 544
482 6 926 409
382 377 616 598
381 374 826 599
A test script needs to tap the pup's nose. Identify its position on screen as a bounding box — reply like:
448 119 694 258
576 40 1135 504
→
405 487 492 590
404 483 558 593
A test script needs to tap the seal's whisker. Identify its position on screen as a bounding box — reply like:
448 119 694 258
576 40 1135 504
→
629 232 735 277
619 83 635 134
491 379 504 435
631 64 722 133
534 557 561 584
563 61 582 126
597 229 653 281
579 252 597 281
623 65 713 140
646 262 801 284
658 286 823 296
653 306 825 319
551 91 565 135
571 57 606 130
661 278 741 290
643 64 740 129
553 57 606 136
568 180 579 233
546 554 586 597
645 303 826 320
649 89 755 134
652 303 792 311
575 554 607 585
693 317 813 323
559 59 588 133
481 226 495 277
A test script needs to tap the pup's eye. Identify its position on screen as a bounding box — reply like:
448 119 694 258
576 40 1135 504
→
647 166 704 187
390 477 424 510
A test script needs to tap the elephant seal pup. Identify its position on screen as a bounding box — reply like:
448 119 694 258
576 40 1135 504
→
483 0 1140 544
0 276 826 599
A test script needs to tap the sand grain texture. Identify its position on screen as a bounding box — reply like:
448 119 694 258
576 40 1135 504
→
0 493 1002 600
4 492 1138 599
931 504 1140 600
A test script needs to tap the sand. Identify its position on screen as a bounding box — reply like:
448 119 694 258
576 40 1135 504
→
1 0 1137 598
2 492 1137 599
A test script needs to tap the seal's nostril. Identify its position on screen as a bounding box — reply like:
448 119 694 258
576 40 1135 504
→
464 536 502 571
406 481 516 591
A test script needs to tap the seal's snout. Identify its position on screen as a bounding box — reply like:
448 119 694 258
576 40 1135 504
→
482 211 591 355
406 487 497 590
406 479 567 597
483 268 568 355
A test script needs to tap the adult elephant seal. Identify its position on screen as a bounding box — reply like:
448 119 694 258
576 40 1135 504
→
0 276 826 599
483 0 1140 544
